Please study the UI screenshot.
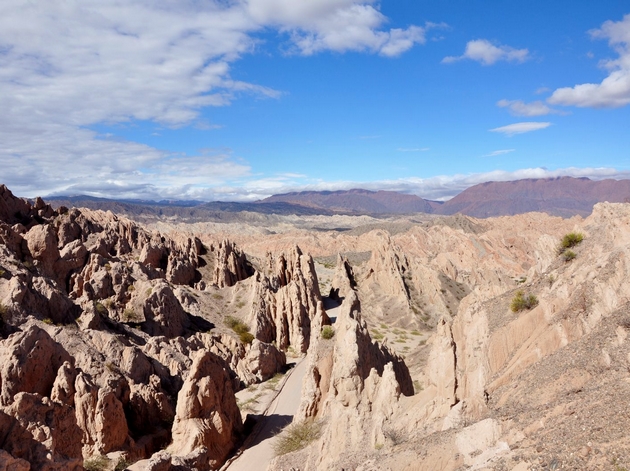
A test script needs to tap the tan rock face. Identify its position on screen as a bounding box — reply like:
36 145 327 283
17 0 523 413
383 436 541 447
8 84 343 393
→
0 325 73 406
286 290 413 469
212 239 254 288
0 188 257 469
243 339 286 382
170 350 243 469
248 246 329 353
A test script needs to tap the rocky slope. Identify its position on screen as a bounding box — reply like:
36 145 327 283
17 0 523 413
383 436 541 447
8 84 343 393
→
0 185 326 470
4 182 630 471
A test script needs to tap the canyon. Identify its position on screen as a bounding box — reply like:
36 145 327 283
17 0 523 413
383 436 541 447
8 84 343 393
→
1 182 630 470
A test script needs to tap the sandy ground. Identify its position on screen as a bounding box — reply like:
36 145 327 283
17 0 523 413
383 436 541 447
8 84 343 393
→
222 356 309 471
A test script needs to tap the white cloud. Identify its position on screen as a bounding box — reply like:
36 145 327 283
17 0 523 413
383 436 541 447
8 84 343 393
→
247 0 443 56
397 147 430 152
443 39 529 65
548 14 630 108
497 99 561 116
489 122 552 136
0 1 435 199
485 149 515 157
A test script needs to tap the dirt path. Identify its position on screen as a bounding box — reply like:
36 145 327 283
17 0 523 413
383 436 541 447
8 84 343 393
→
222 356 309 471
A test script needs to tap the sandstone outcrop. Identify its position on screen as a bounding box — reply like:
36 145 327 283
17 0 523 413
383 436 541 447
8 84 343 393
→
0 188 263 469
211 239 254 288
248 246 329 353
169 350 243 469
271 291 412 469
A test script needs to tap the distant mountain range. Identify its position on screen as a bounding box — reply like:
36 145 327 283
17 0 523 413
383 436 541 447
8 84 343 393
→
45 177 630 219
259 189 437 214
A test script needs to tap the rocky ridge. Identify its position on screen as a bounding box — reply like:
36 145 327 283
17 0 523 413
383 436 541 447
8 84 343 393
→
0 185 326 470
4 182 630 471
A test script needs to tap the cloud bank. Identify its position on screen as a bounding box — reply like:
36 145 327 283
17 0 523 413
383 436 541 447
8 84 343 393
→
548 14 630 108
0 0 434 199
39 167 630 203
443 39 529 65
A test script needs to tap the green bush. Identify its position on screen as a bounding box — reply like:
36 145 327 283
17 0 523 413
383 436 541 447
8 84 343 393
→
272 420 321 456
559 232 584 254
225 316 253 343
122 309 139 322
321 326 335 340
84 455 110 471
114 458 131 471
94 302 108 316
563 250 577 262
510 290 539 313
239 332 255 344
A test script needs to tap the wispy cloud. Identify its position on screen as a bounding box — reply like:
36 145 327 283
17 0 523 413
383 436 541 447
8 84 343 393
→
489 122 552 136
497 99 563 117
248 1 446 57
442 39 529 65
548 13 630 108
397 147 430 152
485 149 515 157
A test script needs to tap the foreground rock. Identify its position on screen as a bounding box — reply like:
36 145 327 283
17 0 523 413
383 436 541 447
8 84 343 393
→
271 290 413 469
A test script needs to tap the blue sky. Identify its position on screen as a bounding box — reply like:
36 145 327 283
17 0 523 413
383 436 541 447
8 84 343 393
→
1 1 630 201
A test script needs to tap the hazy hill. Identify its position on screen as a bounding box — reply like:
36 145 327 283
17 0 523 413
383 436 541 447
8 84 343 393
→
45 177 630 220
435 176 630 217
259 188 435 214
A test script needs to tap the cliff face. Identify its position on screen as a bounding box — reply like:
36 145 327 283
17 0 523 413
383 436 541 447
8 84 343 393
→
345 203 630 470
0 186 300 469
5 182 630 471
248 246 329 353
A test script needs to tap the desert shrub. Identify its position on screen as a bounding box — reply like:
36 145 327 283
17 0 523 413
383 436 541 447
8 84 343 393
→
122 309 139 322
563 250 577 262
84 455 110 471
272 420 321 456
42 317 53 325
225 316 253 343
114 458 131 471
510 290 539 313
321 325 335 339
126 284 135 292
94 302 108 316
558 232 584 254
239 332 254 344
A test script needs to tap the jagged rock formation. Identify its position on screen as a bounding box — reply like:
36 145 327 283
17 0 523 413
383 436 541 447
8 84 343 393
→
248 246 329 353
7 182 630 471
0 186 296 470
272 290 413 469
211 240 254 288
169 350 243 468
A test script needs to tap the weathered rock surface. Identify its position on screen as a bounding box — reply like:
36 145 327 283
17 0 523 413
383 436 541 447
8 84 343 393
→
272 291 412 469
211 239 254 288
169 350 243 469
248 246 329 353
